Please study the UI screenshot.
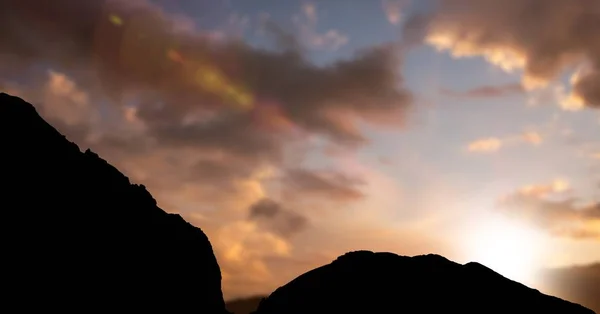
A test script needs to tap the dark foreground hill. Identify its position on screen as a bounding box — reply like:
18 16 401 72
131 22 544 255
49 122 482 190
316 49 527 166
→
254 251 595 314
0 92 228 312
227 263 600 314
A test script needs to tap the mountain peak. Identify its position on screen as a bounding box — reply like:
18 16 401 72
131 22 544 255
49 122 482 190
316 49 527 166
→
1 93 228 312
255 251 595 314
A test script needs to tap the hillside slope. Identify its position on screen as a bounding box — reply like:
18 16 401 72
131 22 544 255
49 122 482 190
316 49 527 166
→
1 92 228 313
255 251 595 314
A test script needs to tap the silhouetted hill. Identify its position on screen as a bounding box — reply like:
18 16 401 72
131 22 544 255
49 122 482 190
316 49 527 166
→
226 296 266 314
542 263 600 313
225 265 600 314
254 251 595 314
1 93 228 312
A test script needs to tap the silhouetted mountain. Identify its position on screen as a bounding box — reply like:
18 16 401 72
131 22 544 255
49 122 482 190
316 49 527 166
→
226 265 600 314
226 296 266 314
542 263 600 313
1 93 228 312
254 251 595 314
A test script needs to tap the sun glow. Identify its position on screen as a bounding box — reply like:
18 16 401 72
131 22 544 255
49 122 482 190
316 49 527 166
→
465 213 547 284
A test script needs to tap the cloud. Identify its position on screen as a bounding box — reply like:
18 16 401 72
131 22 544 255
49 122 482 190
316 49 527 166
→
441 83 524 99
44 70 97 127
498 180 600 240
0 0 412 195
248 198 309 238
467 137 503 153
522 131 543 146
0 0 414 298
1 0 411 149
467 131 543 154
292 3 349 51
282 168 366 202
214 219 293 295
406 0 600 109
5 70 103 146
382 0 409 26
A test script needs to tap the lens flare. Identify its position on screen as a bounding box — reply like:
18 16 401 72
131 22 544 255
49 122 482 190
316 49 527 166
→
109 14 123 26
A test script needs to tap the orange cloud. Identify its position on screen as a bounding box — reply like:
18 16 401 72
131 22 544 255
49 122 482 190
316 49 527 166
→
467 131 544 154
44 70 95 126
498 180 600 241
467 138 502 153
522 132 543 146
441 83 524 99
516 179 571 198
382 0 409 26
407 0 600 109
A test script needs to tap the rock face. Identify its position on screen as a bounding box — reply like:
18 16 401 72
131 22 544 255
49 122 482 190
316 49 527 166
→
254 251 596 314
1 93 227 312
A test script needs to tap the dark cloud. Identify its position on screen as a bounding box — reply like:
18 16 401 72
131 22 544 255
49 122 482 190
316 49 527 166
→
248 198 308 238
249 199 282 219
283 168 366 202
441 83 524 99
0 0 412 204
0 0 411 146
498 183 600 240
188 158 257 185
406 0 600 108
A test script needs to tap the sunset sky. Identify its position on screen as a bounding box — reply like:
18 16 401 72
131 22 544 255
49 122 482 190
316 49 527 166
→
1 0 599 299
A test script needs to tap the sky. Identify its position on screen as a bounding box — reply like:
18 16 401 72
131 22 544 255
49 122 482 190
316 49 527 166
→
1 0 599 299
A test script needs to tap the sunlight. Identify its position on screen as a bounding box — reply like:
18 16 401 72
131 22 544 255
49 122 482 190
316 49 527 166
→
465 213 547 284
